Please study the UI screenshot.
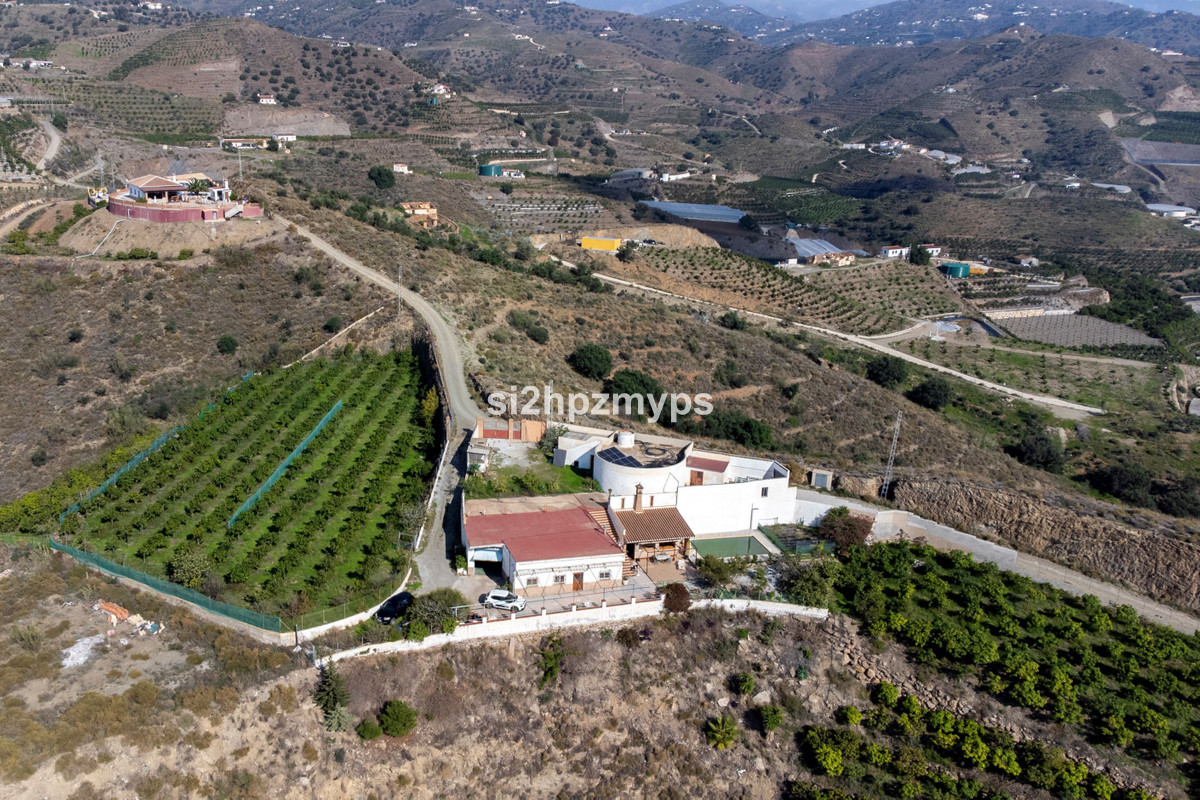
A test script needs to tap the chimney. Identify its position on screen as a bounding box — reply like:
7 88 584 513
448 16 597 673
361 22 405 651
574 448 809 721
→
633 484 644 513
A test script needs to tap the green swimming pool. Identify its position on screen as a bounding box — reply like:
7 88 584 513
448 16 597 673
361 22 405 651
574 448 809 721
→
692 536 770 558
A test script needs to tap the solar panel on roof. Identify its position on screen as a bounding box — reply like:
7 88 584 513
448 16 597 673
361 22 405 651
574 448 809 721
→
598 448 644 468
641 201 747 223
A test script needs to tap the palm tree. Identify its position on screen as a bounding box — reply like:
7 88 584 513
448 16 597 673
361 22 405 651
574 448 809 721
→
705 715 739 750
186 178 208 197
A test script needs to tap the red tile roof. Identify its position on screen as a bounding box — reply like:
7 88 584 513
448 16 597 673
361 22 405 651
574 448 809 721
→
614 507 693 543
686 455 728 473
465 507 621 563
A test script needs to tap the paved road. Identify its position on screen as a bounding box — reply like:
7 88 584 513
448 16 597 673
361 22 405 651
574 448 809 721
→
572 265 1104 418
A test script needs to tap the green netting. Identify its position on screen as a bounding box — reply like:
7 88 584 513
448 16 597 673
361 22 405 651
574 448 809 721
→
58 372 255 525
227 399 343 529
58 425 182 525
49 537 282 632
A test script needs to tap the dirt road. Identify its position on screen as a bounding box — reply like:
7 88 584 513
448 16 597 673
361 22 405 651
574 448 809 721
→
273 214 481 427
573 265 1104 418
273 214 482 594
35 118 62 171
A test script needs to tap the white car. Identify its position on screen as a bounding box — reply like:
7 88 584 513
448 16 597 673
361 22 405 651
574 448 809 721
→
483 589 526 612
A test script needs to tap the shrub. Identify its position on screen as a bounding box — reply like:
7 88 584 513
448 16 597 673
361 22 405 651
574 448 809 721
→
324 316 343 334
216 335 238 355
733 672 756 696
367 165 395 189
717 311 748 331
866 355 908 389
68 327 84 343
177 248 193 260
818 507 872 551
705 715 739 749
697 554 737 587
838 705 863 725
405 621 430 642
30 448 49 468
616 627 641 649
356 718 383 740
378 700 418 737
527 326 549 344
874 682 900 708
567 343 613 380
663 583 691 613
536 635 569 689
908 377 951 410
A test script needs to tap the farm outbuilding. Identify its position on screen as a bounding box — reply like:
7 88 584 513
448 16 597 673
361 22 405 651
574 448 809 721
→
581 237 621 252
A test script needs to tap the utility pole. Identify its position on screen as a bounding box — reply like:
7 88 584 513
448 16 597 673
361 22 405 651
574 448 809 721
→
397 260 402 319
880 410 902 500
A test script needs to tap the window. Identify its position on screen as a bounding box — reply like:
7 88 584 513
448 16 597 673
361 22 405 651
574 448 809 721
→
597 570 611 580
526 576 539 587
553 575 566 584
761 487 769 497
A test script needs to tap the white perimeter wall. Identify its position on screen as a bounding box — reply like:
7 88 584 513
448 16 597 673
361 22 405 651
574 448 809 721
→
322 598 829 664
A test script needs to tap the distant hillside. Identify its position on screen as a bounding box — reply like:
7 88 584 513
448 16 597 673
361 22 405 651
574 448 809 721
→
651 0 792 38
788 0 1200 54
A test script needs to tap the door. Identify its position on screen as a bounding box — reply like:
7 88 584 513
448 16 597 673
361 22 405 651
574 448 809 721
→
690 470 704 486
572 572 584 591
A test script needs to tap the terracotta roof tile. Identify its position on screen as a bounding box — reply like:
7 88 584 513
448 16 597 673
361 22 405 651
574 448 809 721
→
614 507 693 543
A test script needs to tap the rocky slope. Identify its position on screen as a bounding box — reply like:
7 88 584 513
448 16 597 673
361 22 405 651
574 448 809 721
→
892 477 1200 614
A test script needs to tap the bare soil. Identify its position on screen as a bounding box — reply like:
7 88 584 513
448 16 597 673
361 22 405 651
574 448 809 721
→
5 605 1179 800
0 232 396 503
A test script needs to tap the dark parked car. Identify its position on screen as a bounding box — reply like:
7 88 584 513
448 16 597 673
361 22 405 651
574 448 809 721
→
373 592 414 625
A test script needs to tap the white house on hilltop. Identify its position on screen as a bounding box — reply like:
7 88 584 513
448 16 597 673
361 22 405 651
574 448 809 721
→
553 426 797 535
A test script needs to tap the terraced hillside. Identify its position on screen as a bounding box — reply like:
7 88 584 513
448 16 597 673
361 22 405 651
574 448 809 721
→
607 247 911 335
30 78 222 141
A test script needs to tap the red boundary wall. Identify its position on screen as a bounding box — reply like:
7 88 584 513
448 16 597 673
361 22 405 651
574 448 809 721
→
107 198 262 222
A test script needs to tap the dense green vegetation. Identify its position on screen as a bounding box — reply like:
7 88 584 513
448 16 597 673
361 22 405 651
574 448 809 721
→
784 541 1200 780
60 351 438 623
792 689 1151 799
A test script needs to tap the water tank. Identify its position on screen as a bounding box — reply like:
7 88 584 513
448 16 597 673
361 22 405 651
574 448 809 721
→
479 164 504 177
616 430 635 447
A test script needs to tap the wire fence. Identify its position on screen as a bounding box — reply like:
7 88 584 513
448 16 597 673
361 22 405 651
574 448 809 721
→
227 399 343 529
49 537 283 632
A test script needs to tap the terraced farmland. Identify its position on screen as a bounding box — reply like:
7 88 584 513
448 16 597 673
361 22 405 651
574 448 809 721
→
998 314 1162 348
808 260 962 319
31 78 221 139
629 248 909 335
65 351 437 625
